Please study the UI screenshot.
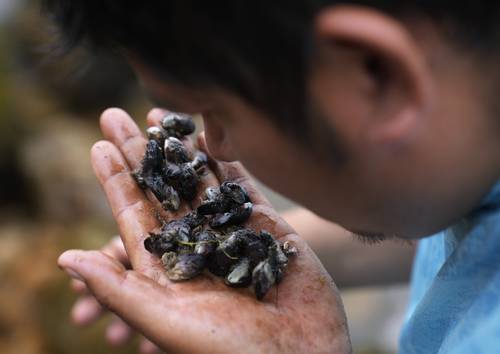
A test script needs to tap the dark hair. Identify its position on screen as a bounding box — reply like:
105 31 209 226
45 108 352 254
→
42 1 500 140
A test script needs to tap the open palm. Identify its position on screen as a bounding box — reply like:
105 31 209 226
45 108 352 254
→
58 108 351 353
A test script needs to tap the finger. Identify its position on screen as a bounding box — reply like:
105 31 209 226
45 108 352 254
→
146 108 168 127
102 235 131 269
71 236 131 296
91 140 164 275
71 279 88 294
99 108 191 219
58 250 179 352
71 295 104 326
106 316 134 347
140 338 161 354
100 108 147 170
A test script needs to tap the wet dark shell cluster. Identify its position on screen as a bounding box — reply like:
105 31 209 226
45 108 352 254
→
132 113 207 211
135 113 297 300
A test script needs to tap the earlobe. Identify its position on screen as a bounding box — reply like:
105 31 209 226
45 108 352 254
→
315 5 434 146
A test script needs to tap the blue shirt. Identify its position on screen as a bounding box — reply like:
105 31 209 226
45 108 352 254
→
400 182 500 353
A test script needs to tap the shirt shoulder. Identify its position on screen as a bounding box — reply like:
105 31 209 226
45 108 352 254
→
400 183 500 353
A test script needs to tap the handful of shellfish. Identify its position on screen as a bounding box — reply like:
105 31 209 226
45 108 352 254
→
133 112 297 300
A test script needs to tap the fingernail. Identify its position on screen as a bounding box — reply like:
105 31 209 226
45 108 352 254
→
58 250 85 281
64 267 84 281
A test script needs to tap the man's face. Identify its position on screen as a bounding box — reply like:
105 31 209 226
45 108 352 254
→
129 18 500 241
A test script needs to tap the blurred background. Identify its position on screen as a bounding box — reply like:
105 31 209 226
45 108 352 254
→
0 1 409 353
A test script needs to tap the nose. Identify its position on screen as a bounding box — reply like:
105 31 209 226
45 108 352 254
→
202 114 237 162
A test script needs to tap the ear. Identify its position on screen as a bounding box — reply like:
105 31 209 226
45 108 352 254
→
313 5 435 146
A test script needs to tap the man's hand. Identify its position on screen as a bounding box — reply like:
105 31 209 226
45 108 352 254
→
58 108 352 353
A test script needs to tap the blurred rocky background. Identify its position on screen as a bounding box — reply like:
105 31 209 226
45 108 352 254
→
0 1 408 353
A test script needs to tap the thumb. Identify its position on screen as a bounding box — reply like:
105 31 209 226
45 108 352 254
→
58 250 175 349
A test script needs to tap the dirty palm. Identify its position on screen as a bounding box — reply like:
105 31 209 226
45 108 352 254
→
57 108 351 352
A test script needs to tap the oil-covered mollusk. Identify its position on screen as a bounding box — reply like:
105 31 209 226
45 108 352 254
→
252 258 277 300
194 230 218 256
141 139 165 174
161 219 192 243
205 186 221 201
164 137 191 164
220 181 250 205
182 211 207 229
160 112 196 138
161 185 181 211
198 182 251 220
176 164 200 201
191 151 208 172
197 189 226 215
207 250 237 277
210 202 253 228
282 240 298 257
162 252 206 281
133 139 171 204
225 258 252 287
144 232 176 257
131 169 147 189
251 237 295 299
146 126 168 144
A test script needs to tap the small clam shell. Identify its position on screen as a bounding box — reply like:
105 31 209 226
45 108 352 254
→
252 259 276 300
225 258 252 287
162 252 206 281
146 126 167 142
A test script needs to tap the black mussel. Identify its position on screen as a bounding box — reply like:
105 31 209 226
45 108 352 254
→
131 169 147 189
252 259 277 300
282 240 298 257
220 181 250 204
144 232 176 257
164 162 182 180
162 252 206 281
146 126 167 144
207 244 239 277
162 219 191 243
219 231 244 256
143 174 168 204
269 239 289 267
210 202 253 228
191 151 208 172
205 186 221 201
258 230 275 247
134 139 167 198
175 164 199 201
197 198 225 215
161 185 181 211
194 230 218 256
244 236 269 267
160 112 196 138
141 139 165 173
265 240 289 286
182 211 207 229
219 228 267 267
165 162 199 202
164 137 191 164
225 258 252 287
